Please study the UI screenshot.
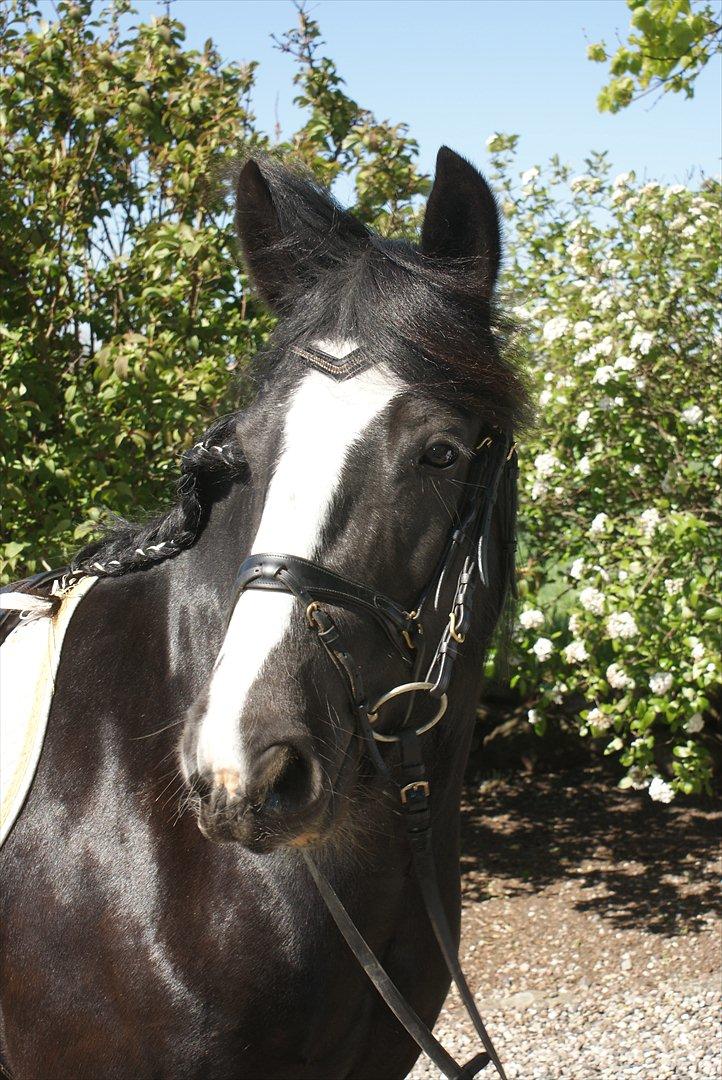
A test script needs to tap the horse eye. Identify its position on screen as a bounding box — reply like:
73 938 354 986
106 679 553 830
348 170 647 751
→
421 442 459 469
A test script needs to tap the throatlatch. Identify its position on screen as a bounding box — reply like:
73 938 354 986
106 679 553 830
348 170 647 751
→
235 430 517 1080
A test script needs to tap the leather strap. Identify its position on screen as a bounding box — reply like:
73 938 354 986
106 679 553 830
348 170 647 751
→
236 553 418 660
399 732 508 1079
303 852 490 1080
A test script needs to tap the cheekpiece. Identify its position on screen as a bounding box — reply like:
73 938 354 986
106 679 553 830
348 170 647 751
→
291 343 373 381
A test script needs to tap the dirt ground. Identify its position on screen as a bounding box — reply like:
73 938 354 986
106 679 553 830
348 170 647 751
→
409 765 721 1080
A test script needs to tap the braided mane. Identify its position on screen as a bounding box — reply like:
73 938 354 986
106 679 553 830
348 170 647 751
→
70 413 247 579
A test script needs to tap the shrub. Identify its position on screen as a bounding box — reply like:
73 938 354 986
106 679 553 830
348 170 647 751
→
486 133 721 797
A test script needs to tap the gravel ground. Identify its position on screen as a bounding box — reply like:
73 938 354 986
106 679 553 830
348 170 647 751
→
409 767 721 1080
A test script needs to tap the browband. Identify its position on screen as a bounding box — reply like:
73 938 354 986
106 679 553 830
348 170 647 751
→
290 343 374 381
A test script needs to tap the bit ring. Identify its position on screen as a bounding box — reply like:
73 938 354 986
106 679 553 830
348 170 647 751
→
367 681 448 742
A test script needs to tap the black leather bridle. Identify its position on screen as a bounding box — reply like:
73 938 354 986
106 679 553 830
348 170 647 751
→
234 430 519 1080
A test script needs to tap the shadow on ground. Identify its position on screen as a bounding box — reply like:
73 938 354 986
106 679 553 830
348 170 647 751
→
459 764 721 937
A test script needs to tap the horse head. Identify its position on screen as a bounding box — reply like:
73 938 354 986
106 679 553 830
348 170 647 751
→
179 148 526 852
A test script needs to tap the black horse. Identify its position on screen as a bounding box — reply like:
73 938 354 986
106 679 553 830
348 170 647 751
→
0 148 527 1079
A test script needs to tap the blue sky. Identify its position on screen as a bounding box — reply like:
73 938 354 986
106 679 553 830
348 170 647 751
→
39 0 722 184
160 0 720 186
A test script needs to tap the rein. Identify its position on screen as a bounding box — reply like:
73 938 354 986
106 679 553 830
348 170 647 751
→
235 431 518 1079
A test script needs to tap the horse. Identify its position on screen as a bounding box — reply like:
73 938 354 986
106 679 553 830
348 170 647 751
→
0 147 527 1079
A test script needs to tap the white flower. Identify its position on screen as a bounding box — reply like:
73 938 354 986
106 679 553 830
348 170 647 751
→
532 637 554 662
649 672 673 695
664 578 683 596
639 508 661 538
593 365 615 386
615 355 636 372
527 708 540 725
534 451 559 478
542 316 569 343
563 640 589 664
639 224 653 239
606 612 638 640
539 388 552 406
690 639 705 661
630 330 654 355
577 455 591 476
570 174 598 192
568 613 582 635
573 320 593 341
589 512 609 536
606 662 635 690
614 171 633 187
569 557 585 580
666 184 686 196
579 587 605 614
520 608 545 630
648 777 675 804
531 478 548 501
685 713 705 734
712 453 722 469
521 166 540 186
681 404 703 425
576 409 591 432
587 707 611 730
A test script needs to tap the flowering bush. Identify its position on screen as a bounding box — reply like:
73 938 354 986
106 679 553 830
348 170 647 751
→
485 134 721 798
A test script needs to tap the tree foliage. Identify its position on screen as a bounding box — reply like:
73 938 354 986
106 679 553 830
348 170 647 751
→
588 0 722 112
0 0 426 577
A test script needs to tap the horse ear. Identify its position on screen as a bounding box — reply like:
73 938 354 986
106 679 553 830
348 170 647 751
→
235 157 370 312
421 146 501 295
235 159 291 310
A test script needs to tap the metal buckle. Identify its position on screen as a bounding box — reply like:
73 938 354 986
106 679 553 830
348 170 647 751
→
400 780 430 805
401 609 419 652
448 610 466 643
306 601 323 628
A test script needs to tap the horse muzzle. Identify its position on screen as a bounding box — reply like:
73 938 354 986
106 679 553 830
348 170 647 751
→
192 739 330 852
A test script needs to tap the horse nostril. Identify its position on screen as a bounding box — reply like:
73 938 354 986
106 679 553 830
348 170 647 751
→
253 742 320 815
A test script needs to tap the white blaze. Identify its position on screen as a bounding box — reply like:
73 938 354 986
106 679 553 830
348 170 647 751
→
196 362 401 778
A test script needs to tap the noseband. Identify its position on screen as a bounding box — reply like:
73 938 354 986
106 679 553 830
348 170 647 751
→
234 430 518 1079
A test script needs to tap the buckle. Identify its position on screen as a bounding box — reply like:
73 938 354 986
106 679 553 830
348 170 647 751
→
400 780 430 805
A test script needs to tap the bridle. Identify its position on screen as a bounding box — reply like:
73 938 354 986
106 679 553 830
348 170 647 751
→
234 428 519 1079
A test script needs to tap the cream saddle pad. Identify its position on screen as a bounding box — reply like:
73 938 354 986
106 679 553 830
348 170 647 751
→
0 576 96 847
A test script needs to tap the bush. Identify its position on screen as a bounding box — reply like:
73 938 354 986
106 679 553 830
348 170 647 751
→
0 0 426 579
486 134 721 798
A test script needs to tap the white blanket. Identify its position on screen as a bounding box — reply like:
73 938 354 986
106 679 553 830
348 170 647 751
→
0 576 96 846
